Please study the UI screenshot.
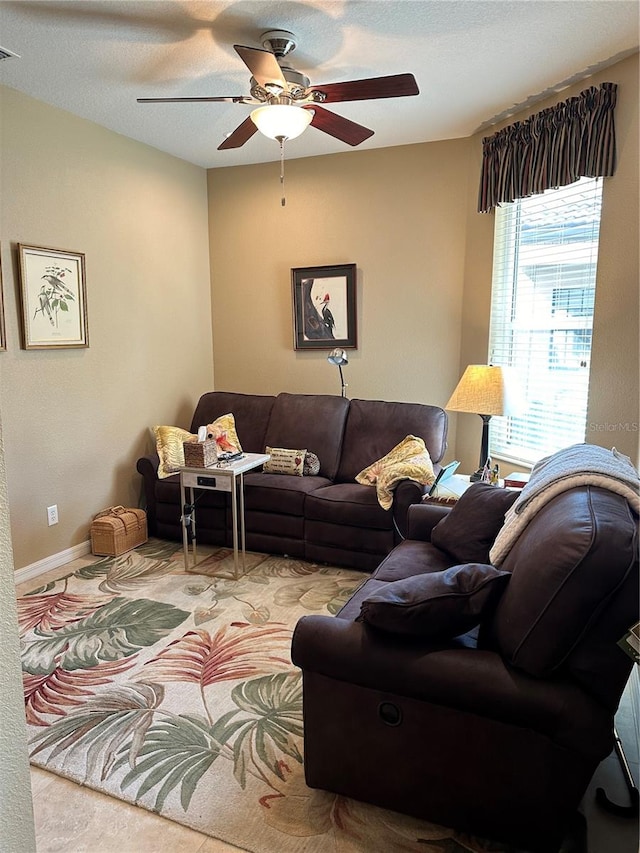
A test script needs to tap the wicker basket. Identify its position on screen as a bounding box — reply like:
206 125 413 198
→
183 439 218 468
91 506 147 556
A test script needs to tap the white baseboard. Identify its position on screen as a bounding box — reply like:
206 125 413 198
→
15 540 92 586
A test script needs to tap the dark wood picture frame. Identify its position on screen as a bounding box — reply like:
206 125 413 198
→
292 263 357 351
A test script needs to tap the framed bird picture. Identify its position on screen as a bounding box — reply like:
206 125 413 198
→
18 244 88 349
292 263 357 351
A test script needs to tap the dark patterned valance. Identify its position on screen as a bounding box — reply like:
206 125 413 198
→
478 82 617 213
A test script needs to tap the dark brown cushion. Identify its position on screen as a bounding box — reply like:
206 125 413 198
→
190 391 276 453
430 482 519 563
358 563 510 637
263 393 349 480
336 398 448 481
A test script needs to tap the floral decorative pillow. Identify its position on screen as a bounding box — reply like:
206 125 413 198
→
153 425 198 479
356 435 435 510
206 413 243 456
264 447 306 477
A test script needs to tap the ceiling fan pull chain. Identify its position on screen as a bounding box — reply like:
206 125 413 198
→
279 137 286 206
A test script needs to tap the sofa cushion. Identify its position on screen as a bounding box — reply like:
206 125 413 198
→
305 482 394 531
336 578 390 621
359 563 510 638
154 425 197 479
304 523 394 571
489 487 639 679
244 472 333 516
355 435 435 510
337 399 448 482
373 539 457 582
263 393 349 480
430 482 519 563
190 391 275 453
264 447 305 476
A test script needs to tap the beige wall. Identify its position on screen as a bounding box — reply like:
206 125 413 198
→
0 52 635 849
1 55 637 569
457 53 639 473
208 54 638 475
208 138 471 454
587 54 639 461
0 411 36 851
0 86 214 569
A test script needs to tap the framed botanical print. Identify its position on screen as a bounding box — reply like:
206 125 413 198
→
18 244 89 349
292 263 357 351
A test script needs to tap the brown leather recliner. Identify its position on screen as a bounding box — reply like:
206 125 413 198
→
291 483 639 851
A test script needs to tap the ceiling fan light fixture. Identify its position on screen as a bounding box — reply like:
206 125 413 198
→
250 104 313 141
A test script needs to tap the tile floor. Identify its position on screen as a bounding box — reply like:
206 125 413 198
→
15 556 640 853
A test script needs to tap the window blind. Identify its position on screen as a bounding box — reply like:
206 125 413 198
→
488 177 603 464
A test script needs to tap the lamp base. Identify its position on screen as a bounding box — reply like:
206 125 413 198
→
471 414 493 483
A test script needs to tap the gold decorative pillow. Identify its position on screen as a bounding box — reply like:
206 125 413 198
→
154 425 198 479
264 447 306 477
206 413 242 456
356 435 435 510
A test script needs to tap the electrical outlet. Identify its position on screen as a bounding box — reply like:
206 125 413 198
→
47 504 58 526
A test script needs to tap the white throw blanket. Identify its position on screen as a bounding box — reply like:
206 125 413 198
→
490 444 640 567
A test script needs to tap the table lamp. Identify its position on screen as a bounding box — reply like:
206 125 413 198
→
446 364 523 481
327 348 349 397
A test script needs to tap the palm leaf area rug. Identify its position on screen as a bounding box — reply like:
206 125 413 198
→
19 538 513 853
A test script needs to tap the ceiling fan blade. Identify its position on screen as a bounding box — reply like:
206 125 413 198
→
138 96 252 104
217 116 258 150
309 73 419 104
234 45 287 91
305 106 374 147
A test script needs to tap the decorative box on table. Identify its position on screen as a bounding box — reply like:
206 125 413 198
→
90 506 147 556
183 439 218 468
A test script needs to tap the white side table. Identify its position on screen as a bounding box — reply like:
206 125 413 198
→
179 452 270 579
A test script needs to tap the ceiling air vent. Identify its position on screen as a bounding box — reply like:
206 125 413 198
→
0 47 21 61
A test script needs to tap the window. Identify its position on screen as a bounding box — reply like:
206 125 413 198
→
488 177 603 465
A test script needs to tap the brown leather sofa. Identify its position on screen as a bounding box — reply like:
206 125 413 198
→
291 482 639 850
137 391 448 570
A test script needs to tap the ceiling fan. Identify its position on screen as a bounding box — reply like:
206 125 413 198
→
137 30 419 151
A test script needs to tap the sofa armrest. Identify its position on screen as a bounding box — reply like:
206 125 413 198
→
292 614 481 705
406 502 451 540
137 452 160 478
291 614 611 758
392 480 429 538
136 452 160 535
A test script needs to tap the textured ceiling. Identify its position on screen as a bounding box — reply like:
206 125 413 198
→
0 0 637 169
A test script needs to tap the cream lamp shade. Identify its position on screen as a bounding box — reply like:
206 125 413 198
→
250 104 313 141
446 364 524 479
446 365 523 417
